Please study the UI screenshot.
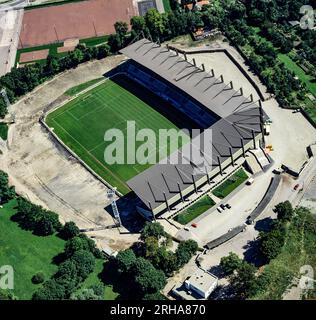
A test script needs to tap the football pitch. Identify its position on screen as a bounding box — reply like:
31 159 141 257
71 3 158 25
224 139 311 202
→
46 75 189 194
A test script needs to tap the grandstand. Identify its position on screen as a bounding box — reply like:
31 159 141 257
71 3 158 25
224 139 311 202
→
119 38 265 219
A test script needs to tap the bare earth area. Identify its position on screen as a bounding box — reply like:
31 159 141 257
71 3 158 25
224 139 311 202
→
0 55 138 250
19 0 137 48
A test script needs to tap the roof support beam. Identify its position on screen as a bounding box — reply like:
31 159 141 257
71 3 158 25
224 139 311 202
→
217 156 223 175
241 138 245 158
178 183 184 203
252 130 256 149
229 147 235 166
163 192 170 212
192 175 198 193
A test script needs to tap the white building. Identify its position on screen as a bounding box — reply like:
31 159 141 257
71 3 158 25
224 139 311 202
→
184 269 218 299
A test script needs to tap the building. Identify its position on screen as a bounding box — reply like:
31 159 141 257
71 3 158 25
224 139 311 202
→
120 38 265 219
172 268 218 300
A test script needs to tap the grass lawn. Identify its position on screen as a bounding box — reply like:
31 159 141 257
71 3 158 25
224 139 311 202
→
79 36 109 47
46 74 189 194
251 208 316 300
0 200 65 299
278 54 316 97
0 123 8 140
75 259 118 300
212 168 248 199
174 195 215 225
163 0 171 12
64 78 105 96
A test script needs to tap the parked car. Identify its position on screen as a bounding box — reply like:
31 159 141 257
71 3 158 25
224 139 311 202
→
217 207 222 213
220 204 226 210
184 227 190 231
191 223 197 228
294 184 300 191
225 204 231 209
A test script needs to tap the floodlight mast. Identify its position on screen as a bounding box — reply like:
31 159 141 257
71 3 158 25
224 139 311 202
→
1 88 10 108
107 188 122 227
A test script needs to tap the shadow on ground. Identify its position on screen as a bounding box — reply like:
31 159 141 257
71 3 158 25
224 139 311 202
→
105 192 145 233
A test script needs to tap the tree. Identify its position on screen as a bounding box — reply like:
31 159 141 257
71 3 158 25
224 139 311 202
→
175 240 198 268
108 33 123 52
71 250 95 281
59 221 80 240
0 170 15 203
44 55 60 76
260 227 285 261
230 262 258 299
275 201 293 222
114 21 128 37
143 292 166 300
141 222 166 240
131 257 166 294
115 249 137 274
32 272 45 284
131 16 146 35
64 234 102 258
35 218 54 236
70 288 102 300
145 9 166 40
220 252 243 275
32 279 67 300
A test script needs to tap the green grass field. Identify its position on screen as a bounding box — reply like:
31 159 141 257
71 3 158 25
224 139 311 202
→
75 259 118 300
212 168 248 199
278 54 316 97
174 195 215 225
46 75 189 194
0 200 65 299
79 36 109 47
15 43 64 66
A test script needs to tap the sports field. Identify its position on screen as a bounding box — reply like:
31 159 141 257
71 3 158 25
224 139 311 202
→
46 75 189 194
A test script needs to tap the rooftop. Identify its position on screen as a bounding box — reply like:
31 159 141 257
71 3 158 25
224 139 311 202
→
120 39 264 213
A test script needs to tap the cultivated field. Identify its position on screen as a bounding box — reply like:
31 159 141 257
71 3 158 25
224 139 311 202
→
46 74 189 194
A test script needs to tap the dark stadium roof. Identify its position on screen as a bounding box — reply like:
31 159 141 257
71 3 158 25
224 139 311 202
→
120 39 264 213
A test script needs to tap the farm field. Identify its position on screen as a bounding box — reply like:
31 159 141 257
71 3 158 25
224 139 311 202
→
46 74 189 194
0 200 65 299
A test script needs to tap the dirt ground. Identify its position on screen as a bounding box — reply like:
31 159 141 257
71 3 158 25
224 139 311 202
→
0 55 138 250
19 0 137 48
19 48 49 62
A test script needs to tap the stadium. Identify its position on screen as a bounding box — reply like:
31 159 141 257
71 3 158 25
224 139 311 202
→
45 38 265 221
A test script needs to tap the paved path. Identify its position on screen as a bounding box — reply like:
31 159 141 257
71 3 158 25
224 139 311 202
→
0 0 25 76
